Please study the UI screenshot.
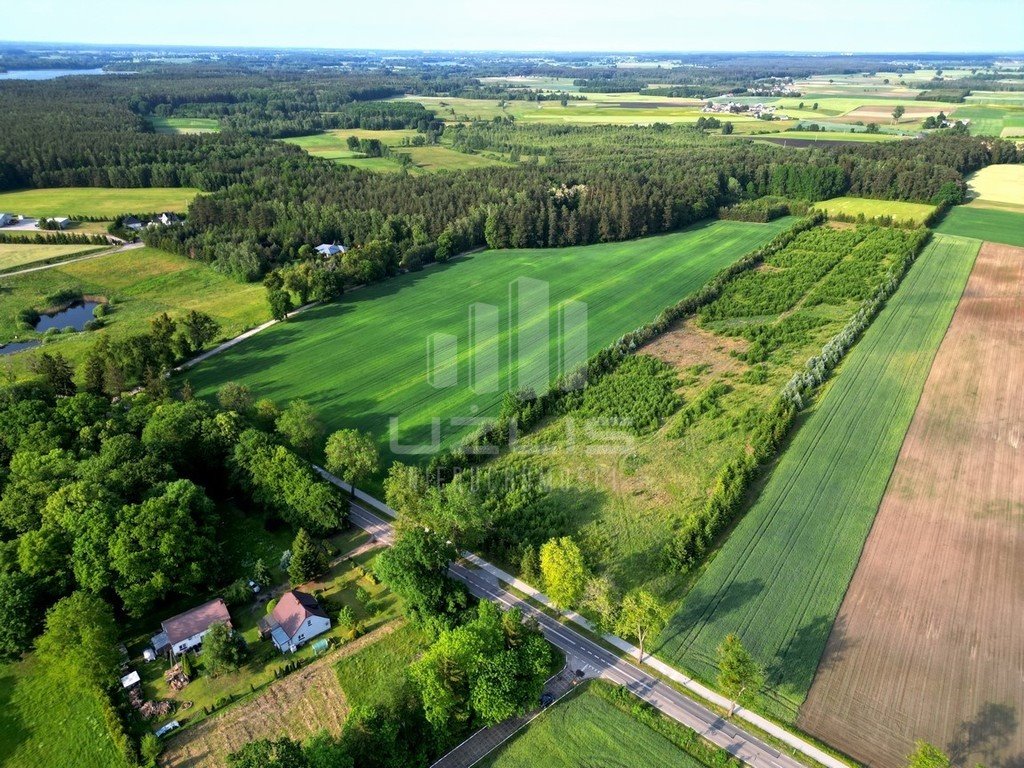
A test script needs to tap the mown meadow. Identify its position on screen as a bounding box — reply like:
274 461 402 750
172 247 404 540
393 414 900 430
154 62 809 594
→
656 234 980 722
0 187 200 218
186 219 794 474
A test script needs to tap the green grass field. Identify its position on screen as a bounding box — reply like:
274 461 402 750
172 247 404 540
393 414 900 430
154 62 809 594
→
934 206 1024 247
760 130 905 143
0 187 200 218
656 234 980 722
149 116 221 134
0 659 132 768
186 219 794 474
284 130 509 173
334 622 428 710
0 242 106 272
479 684 708 768
0 247 268 374
812 196 936 224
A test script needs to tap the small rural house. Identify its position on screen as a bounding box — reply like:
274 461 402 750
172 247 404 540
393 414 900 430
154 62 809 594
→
315 242 347 257
156 212 181 226
258 590 331 653
151 598 232 658
122 216 143 231
0 213 13 227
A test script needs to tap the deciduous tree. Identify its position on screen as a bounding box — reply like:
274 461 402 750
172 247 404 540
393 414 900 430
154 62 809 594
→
615 589 667 662
539 536 587 609
716 633 764 716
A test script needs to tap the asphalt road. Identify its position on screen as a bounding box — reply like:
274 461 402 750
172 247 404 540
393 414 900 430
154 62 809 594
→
347 501 803 768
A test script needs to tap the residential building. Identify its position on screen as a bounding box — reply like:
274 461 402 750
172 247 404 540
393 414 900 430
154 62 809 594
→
151 598 232 658
259 590 331 653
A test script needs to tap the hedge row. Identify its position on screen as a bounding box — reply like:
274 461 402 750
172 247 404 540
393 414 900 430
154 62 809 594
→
427 213 826 480
667 226 931 572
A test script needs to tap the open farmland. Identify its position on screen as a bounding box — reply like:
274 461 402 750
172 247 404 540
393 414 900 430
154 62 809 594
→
656 234 980 722
186 219 794 474
812 196 936 224
479 683 708 768
149 116 221 134
481 223 924 596
0 242 106 272
0 247 267 373
800 242 1024 768
284 129 510 173
0 659 132 768
964 163 1024 212
934 206 1024 247
0 187 200 218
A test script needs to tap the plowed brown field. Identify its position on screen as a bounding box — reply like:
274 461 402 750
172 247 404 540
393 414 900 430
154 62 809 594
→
800 242 1024 767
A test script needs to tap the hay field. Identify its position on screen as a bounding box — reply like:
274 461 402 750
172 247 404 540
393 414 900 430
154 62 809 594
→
0 242 106 271
0 187 200 218
812 196 935 224
800 242 1024 768
964 164 1024 212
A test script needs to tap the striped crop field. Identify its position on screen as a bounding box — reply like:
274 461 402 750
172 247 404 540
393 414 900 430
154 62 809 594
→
655 233 980 722
186 219 794 474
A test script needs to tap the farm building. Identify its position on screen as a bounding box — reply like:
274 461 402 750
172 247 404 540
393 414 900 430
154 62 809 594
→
258 589 331 653
151 598 232 658
315 242 347 257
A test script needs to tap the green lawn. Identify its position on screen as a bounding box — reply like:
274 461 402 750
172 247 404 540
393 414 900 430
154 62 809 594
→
656 234 980 722
186 219 794 475
0 242 106 272
0 659 132 768
812 196 936 224
149 116 221 134
934 206 1024 247
479 684 709 768
0 247 268 375
334 622 428 710
0 188 200 218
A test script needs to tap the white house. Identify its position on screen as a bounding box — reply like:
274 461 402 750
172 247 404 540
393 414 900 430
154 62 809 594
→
259 590 331 653
315 242 347 257
152 598 232 658
156 212 182 226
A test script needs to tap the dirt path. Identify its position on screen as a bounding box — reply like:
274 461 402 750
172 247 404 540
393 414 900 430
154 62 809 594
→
800 242 1024 767
0 240 142 276
159 621 401 768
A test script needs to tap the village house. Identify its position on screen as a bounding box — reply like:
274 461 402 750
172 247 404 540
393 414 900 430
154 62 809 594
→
315 242 347 257
258 590 331 653
157 212 182 226
0 213 14 227
150 598 232 658
122 216 143 231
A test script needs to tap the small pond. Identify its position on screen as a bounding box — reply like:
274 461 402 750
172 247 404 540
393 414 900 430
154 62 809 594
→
0 339 40 356
34 301 102 332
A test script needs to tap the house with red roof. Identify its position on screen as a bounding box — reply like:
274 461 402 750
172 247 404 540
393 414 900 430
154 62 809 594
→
258 590 331 653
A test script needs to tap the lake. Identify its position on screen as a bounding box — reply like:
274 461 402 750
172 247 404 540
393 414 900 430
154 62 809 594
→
0 68 108 80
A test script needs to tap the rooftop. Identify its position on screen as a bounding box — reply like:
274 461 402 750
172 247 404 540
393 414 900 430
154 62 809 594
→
161 598 231 646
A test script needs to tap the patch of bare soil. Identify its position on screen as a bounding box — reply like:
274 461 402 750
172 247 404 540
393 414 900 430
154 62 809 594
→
160 622 400 768
799 242 1024 768
638 318 747 377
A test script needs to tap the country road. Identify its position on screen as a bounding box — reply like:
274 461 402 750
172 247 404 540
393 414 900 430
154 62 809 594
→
344 499 807 768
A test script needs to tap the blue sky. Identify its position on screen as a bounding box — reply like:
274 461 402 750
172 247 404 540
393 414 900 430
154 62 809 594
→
5 0 1023 52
